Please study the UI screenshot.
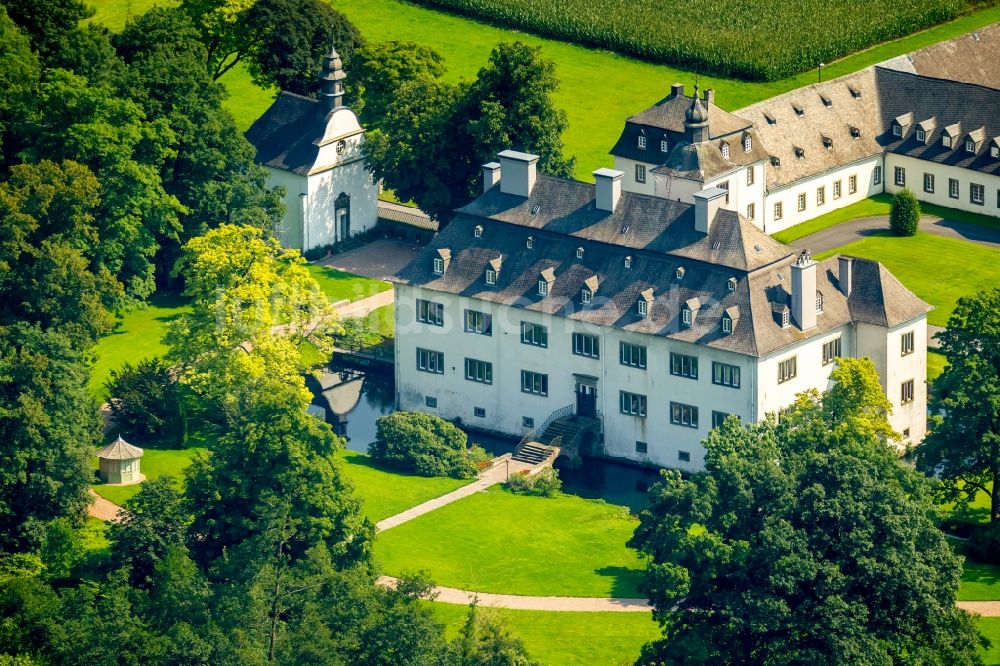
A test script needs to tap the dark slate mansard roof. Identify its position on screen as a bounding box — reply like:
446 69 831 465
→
245 92 330 176
394 175 930 357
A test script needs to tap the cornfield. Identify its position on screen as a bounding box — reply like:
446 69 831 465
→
407 0 970 81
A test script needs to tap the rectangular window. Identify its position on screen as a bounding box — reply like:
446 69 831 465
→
620 342 647 369
660 140 669 153
711 411 733 428
464 358 493 384
635 440 648 454
678 450 691 462
620 391 647 417
670 352 698 379
747 202 755 220
774 201 783 220
464 309 492 335
944 135 952 148
901 331 914 356
670 402 699 428
522 416 534 428
635 164 646 184
873 166 882 186
894 166 905 186
817 186 825 206
746 166 754 186
719 181 730 204
849 174 858 194
637 135 646 149
971 183 985 205
432 257 444 274
485 269 497 285
416 299 444 326
416 348 444 374
901 379 915 404
711 361 740 388
777 356 797 384
521 321 548 347
833 180 842 199
797 192 807 211
425 396 437 408
949 178 959 199
474 407 486 418
572 332 600 359
923 173 935 193
538 280 549 296
520 370 548 396
822 337 841 366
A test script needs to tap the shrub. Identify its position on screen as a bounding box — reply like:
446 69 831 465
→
966 522 1000 565
302 245 327 261
889 188 920 236
370 411 479 478
503 467 561 497
105 358 184 441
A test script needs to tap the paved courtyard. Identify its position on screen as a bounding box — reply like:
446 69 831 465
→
318 238 422 281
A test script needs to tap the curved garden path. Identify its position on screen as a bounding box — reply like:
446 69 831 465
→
787 213 1000 255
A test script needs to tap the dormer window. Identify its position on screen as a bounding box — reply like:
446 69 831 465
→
474 224 483 238
822 136 832 149
850 126 861 139
848 85 861 99
681 297 700 328
727 277 737 291
538 267 555 297
782 310 790 327
637 299 647 317
576 247 584 259
793 104 804 117
433 258 443 274
794 146 805 159
660 139 669 153
892 124 902 137
764 113 776 125
943 135 952 148
624 255 632 268
485 269 497 285
820 95 832 107
538 280 548 296
721 143 730 159
722 316 732 333
743 135 752 152
675 267 686 280
991 140 1000 158
682 309 691 325
770 156 781 167
916 129 925 142
582 276 599 303
637 134 646 149
816 291 824 313
526 236 534 249
966 139 976 153
581 288 592 304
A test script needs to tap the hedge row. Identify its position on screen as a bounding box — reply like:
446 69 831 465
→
408 0 968 81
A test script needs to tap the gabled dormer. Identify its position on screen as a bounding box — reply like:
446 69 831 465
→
773 303 791 328
433 248 451 275
847 84 861 99
821 135 833 149
942 123 961 148
965 127 985 154
849 126 861 139
916 118 935 144
538 267 555 296
681 297 701 327
742 132 752 152
720 141 730 160
990 137 1000 159
721 305 739 334
473 224 484 238
891 112 913 138
581 275 599 304
819 94 832 107
637 288 654 318
485 256 502 286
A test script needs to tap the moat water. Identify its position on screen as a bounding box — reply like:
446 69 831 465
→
306 361 662 513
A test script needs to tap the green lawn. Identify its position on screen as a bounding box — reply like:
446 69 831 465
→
87 0 1000 177
430 601 657 666
305 264 391 304
982 618 1000 666
376 486 645 597
772 195 894 244
88 293 189 398
959 559 1000 601
338 450 470 523
91 443 209 506
365 304 395 340
815 232 1000 327
928 350 947 382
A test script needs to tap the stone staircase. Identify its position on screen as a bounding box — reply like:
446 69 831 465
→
513 441 557 465
536 415 598 449
512 412 601 466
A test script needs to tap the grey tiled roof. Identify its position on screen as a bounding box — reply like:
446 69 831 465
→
652 137 769 181
377 200 438 230
735 68 884 189
245 92 326 175
395 177 930 357
903 23 1000 91
875 66 1000 177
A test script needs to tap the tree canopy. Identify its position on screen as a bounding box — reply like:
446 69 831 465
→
629 358 983 665
918 288 1000 524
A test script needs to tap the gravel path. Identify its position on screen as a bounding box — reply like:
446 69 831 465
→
789 214 1000 255
87 489 125 523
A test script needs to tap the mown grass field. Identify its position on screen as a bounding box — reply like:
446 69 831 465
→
406 0 977 81
375 486 645 597
305 263 391 303
91 443 209 506
816 232 1000 327
87 0 1000 178
982 618 1000 666
429 602 657 666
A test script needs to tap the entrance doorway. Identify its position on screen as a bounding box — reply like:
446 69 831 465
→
335 192 351 241
575 380 597 418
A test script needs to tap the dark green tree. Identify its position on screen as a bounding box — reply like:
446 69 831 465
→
918 288 1000 524
106 358 185 441
364 41 574 223
629 358 984 665
0 323 99 552
352 40 446 129
370 411 478 478
1 0 92 61
890 187 920 236
0 7 39 169
449 603 539 666
108 477 190 587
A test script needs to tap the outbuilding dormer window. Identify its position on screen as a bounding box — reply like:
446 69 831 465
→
474 224 483 238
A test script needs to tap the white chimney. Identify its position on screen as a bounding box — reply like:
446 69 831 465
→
497 150 539 198
838 256 853 297
791 249 817 331
593 168 623 212
693 187 728 234
482 162 501 193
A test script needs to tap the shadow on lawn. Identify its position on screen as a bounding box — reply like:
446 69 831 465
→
962 560 1000 588
340 451 433 481
595 565 646 599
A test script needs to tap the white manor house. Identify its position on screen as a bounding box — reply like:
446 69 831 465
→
390 27 1000 471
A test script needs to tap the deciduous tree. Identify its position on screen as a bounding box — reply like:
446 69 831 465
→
918 288 1000 524
629 358 983 665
